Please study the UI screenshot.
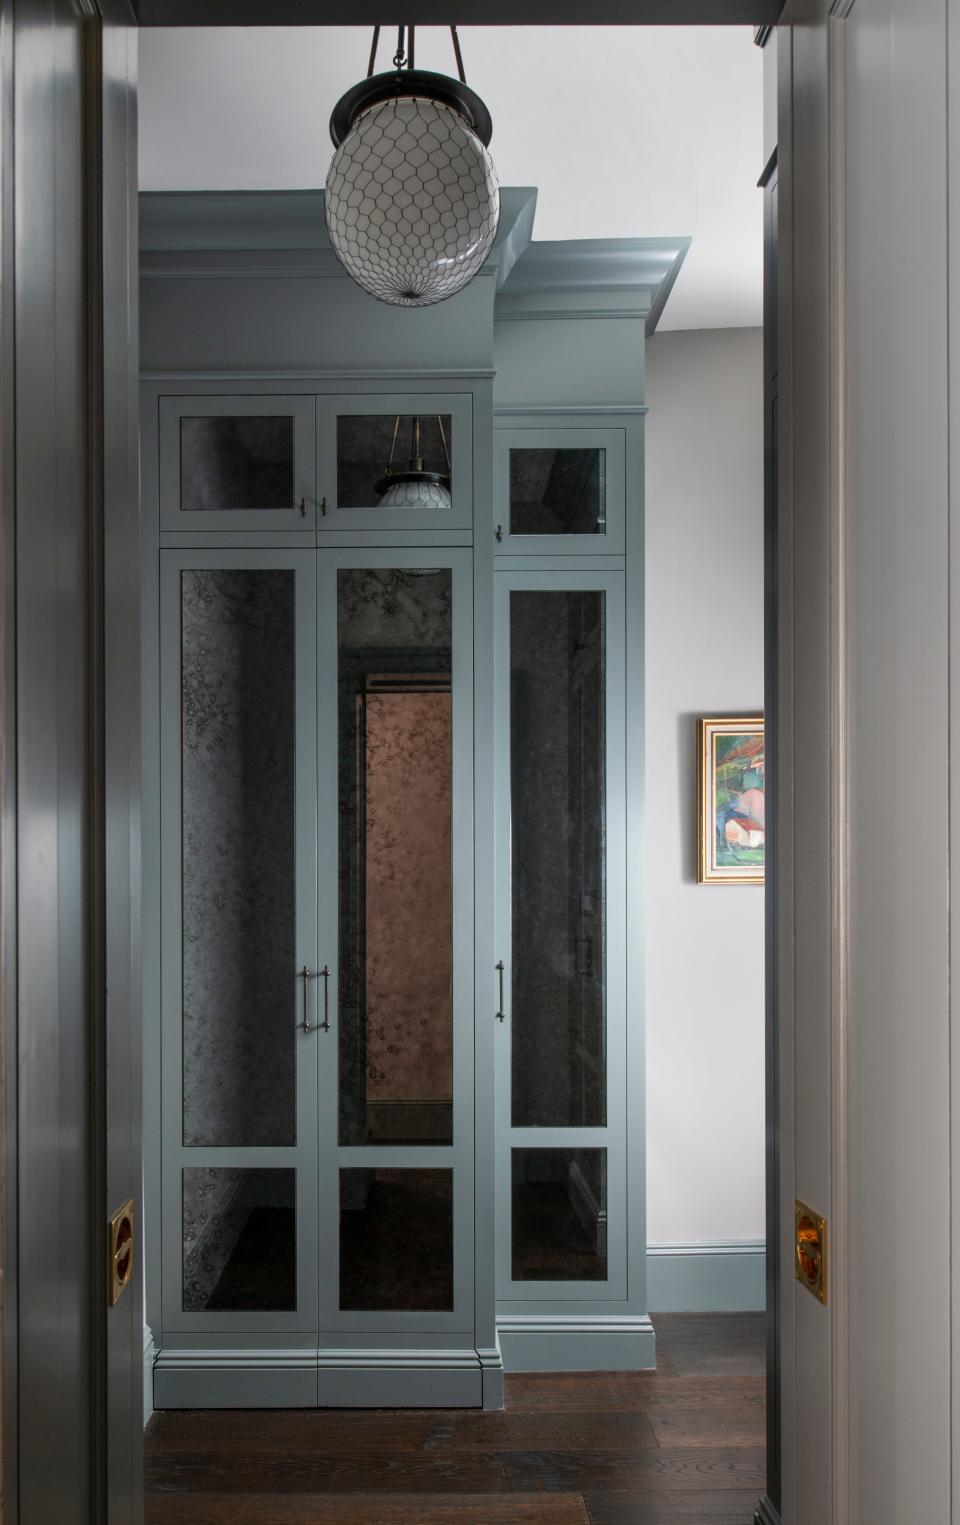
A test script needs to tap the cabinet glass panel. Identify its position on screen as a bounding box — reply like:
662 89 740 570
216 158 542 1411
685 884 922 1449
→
182 1167 296 1312
337 569 454 1146
511 1148 607 1282
337 414 453 511
339 1168 454 1311
510 590 607 1128
181 568 296 1148
510 447 605 536
180 415 295 511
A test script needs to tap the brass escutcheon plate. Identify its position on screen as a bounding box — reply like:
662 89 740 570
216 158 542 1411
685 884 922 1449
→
108 1199 135 1307
795 1199 827 1304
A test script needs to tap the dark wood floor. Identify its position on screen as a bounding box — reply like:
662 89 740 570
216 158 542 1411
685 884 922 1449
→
145 1313 765 1524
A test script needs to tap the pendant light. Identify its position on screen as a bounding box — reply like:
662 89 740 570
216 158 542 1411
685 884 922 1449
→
326 25 500 308
376 415 452 509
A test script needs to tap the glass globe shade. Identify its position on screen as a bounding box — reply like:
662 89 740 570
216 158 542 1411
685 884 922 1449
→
377 478 452 510
325 96 500 308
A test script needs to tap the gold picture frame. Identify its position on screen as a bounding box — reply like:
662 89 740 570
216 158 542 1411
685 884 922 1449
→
697 716 765 885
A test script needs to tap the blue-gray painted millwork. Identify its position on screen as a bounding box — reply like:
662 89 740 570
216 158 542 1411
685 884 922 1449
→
140 184 687 1399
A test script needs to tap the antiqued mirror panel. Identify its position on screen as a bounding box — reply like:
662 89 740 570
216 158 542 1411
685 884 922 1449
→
337 415 453 509
510 590 607 1128
337 569 454 1146
180 416 296 511
509 448 606 536
339 1168 454 1311
181 568 296 1148
511 1148 608 1282
182 1167 296 1312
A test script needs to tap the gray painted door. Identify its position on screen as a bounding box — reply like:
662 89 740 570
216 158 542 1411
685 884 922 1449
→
3 0 142 1518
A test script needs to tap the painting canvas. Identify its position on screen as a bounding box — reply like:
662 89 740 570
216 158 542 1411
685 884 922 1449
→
697 717 765 885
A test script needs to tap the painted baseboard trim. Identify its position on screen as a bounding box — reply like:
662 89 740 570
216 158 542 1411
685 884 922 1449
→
755 1495 783 1525
152 1345 489 1410
143 1325 155 1428
497 1313 656 1373
647 1239 766 1312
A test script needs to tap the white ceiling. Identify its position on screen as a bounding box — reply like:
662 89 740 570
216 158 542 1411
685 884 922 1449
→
138 25 763 331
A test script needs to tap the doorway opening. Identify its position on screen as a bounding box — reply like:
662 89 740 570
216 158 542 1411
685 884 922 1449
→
137 17 774 1520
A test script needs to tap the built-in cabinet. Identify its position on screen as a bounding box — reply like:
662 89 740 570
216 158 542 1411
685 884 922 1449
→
140 189 688 1407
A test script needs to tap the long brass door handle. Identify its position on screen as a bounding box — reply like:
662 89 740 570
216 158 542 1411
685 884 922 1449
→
319 965 331 1031
495 960 506 1022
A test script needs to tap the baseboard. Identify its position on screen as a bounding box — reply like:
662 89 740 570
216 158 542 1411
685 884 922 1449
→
647 1239 766 1312
477 1337 505 1410
754 1495 782 1525
143 1325 155 1427
497 1314 656 1372
152 1345 487 1409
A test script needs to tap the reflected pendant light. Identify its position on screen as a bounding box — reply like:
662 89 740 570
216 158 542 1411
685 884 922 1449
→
376 415 452 509
326 25 500 308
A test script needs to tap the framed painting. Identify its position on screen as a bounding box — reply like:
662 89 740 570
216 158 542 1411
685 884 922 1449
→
697 717 765 885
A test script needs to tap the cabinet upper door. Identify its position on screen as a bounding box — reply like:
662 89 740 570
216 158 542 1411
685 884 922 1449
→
317 394 473 532
159 394 317 533
494 424 627 556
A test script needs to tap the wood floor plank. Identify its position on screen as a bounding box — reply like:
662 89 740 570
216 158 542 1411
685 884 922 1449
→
584 1489 762 1523
147 1407 659 1456
146 1492 592 1524
146 1447 766 1496
503 1372 764 1414
650 1316 765 1378
645 1406 766 1450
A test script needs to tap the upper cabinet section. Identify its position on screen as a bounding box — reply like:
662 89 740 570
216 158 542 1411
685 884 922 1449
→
494 422 626 556
319 394 473 532
160 394 317 533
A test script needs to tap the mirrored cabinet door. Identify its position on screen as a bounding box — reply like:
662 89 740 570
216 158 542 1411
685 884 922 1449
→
159 394 317 532
317 394 474 532
316 550 476 1334
494 424 627 556
495 569 628 1303
160 549 321 1336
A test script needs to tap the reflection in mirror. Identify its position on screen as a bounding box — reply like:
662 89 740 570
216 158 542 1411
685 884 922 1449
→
182 1168 296 1312
512 1148 607 1281
511 590 607 1127
509 448 606 535
338 569 454 1146
180 416 295 511
181 569 296 1148
339 1168 453 1311
337 415 453 508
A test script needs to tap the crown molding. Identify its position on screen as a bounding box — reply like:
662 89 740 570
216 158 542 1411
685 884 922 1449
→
495 235 691 334
139 188 687 325
139 186 538 289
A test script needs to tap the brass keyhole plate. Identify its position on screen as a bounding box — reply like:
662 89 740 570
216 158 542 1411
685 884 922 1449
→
794 1199 827 1304
108 1199 135 1307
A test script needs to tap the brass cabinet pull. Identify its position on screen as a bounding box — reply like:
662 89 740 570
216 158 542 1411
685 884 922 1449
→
299 496 307 517
319 965 331 1031
495 959 506 1022
300 965 313 1032
319 496 328 517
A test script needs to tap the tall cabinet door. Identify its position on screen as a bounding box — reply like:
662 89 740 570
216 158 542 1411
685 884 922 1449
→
316 550 476 1361
495 570 629 1310
159 549 321 1364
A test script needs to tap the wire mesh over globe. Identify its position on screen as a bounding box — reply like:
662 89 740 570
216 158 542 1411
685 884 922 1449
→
378 479 452 509
325 97 500 308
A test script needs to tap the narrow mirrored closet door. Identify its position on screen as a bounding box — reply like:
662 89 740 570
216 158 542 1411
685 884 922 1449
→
159 548 321 1361
316 550 476 1356
495 569 629 1312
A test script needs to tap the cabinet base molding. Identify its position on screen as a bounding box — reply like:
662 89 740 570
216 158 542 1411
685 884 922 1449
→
496 1314 656 1373
152 1345 491 1409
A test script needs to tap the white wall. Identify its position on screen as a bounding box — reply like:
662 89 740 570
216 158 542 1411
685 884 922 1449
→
644 326 765 1260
